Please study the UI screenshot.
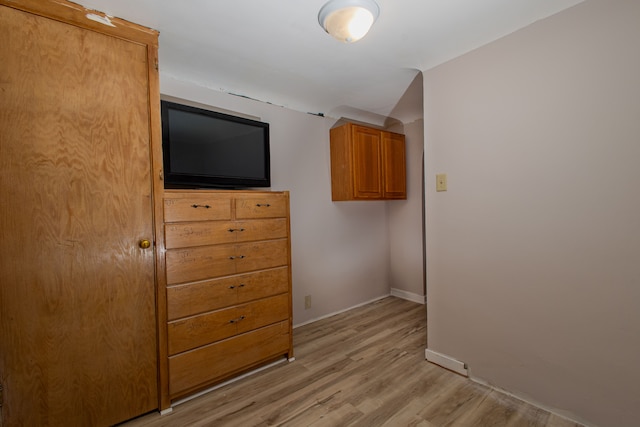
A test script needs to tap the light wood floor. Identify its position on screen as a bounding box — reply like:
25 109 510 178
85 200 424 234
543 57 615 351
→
125 297 583 427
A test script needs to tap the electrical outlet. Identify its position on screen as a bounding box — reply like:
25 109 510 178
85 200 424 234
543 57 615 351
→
436 173 447 192
304 295 311 310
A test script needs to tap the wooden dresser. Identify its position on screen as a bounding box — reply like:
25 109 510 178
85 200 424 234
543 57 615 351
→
162 189 293 401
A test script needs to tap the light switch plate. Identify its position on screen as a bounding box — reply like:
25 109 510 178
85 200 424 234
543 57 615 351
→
436 173 447 192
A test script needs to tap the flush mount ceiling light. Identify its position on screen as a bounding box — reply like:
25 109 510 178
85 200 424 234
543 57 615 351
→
318 0 380 43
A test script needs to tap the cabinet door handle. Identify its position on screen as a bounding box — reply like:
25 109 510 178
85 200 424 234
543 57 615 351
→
191 204 211 209
256 203 271 207
229 255 246 260
227 228 246 232
229 315 246 324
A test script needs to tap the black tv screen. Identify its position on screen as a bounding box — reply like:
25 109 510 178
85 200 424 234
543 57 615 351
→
161 100 270 188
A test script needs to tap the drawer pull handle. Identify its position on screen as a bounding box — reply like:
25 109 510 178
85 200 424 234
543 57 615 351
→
229 315 246 324
229 284 245 289
229 255 246 260
227 228 246 232
191 204 211 209
256 203 271 207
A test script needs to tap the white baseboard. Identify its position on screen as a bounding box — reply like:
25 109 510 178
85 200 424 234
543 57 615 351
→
468 376 592 427
293 294 389 328
390 287 426 304
425 348 468 377
294 291 426 329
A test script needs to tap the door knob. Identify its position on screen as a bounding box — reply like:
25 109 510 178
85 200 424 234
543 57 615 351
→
139 239 152 249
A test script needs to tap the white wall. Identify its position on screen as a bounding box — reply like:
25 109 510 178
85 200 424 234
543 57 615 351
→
424 1 640 425
160 76 411 325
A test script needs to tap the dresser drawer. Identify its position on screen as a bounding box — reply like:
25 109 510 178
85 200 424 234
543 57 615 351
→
233 239 289 274
166 244 236 285
166 239 289 285
168 305 237 356
169 320 290 397
168 294 290 355
167 267 290 320
234 293 290 334
237 266 289 304
164 195 232 222
235 193 288 219
167 276 236 321
165 218 288 249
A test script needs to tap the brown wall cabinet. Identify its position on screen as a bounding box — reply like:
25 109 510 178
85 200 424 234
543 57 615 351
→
162 190 294 401
330 123 407 201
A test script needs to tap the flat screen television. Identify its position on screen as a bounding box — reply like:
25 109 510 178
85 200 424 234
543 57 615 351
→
161 100 270 189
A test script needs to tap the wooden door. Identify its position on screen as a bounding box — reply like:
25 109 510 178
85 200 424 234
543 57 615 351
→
352 125 383 199
382 132 407 199
0 4 158 426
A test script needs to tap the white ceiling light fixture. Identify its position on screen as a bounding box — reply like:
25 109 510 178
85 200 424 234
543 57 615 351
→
318 0 380 43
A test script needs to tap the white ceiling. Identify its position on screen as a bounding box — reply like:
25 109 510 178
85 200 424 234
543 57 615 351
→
75 0 584 124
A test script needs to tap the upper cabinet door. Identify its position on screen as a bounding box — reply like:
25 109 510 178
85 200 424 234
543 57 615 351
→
0 1 161 425
352 125 384 199
382 131 407 199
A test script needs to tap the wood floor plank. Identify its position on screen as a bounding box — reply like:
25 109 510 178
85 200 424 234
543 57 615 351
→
449 390 531 426
380 397 439 427
545 414 586 427
123 297 583 427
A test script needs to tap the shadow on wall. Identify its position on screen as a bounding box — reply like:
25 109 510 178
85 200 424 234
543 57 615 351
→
387 70 423 127
327 69 423 128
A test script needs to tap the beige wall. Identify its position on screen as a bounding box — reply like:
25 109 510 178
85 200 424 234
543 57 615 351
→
160 75 424 326
423 0 640 425
389 119 425 300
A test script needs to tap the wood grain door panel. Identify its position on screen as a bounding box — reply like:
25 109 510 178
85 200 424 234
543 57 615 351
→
0 4 158 426
352 125 383 199
382 132 407 199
